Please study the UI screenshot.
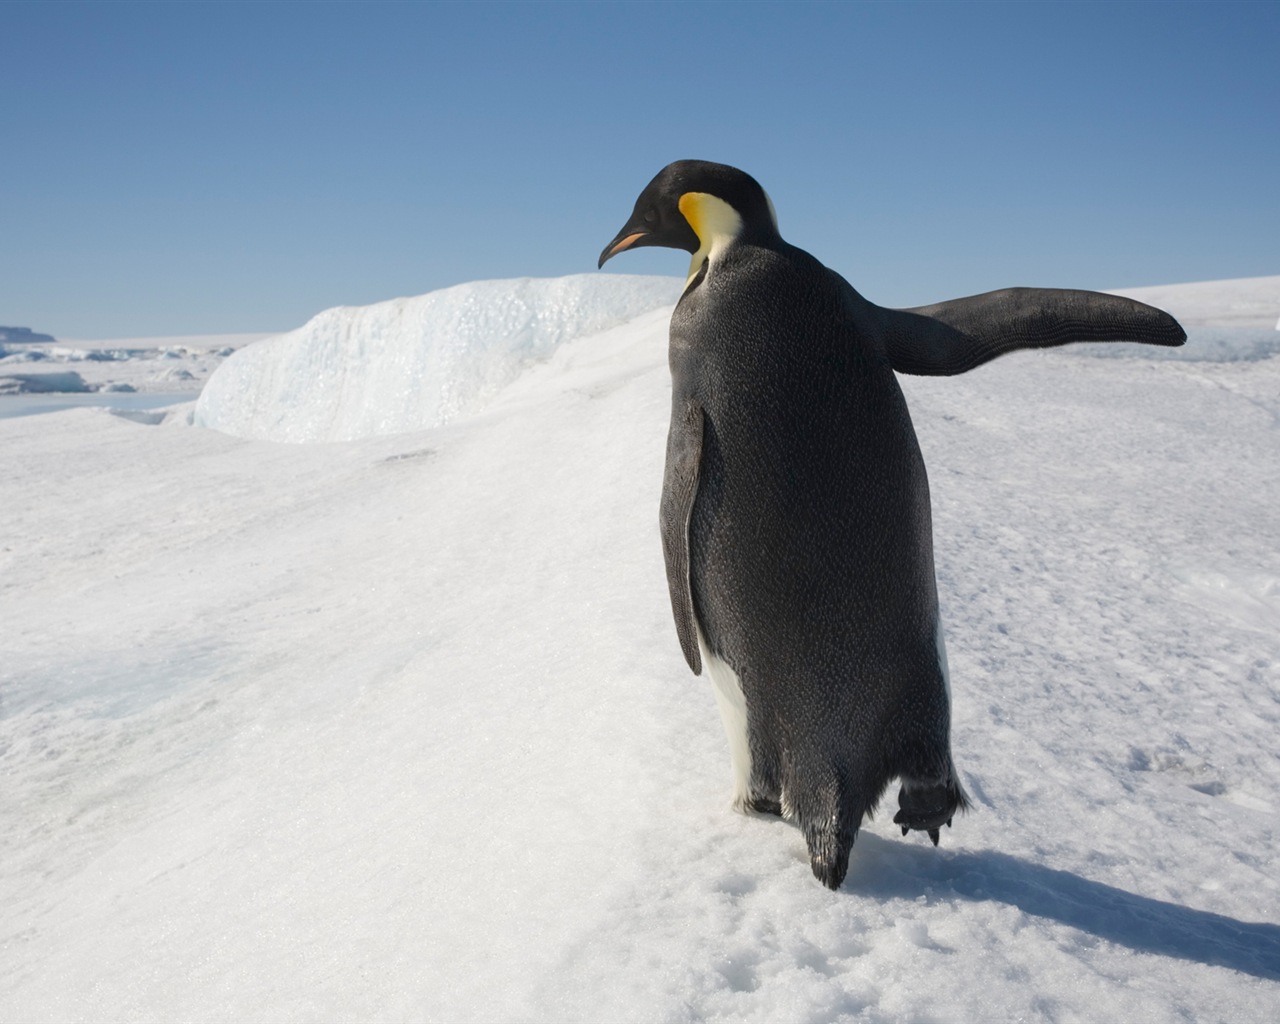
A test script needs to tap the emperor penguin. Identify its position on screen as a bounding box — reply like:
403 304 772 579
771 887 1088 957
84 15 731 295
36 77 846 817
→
598 160 1185 890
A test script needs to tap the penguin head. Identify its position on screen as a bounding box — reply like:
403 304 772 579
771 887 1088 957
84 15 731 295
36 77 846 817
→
598 160 779 269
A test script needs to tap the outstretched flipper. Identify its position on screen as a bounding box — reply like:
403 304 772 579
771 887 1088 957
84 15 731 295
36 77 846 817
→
660 399 704 674
879 287 1186 376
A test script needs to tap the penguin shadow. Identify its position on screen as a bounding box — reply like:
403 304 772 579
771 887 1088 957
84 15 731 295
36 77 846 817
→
844 831 1280 982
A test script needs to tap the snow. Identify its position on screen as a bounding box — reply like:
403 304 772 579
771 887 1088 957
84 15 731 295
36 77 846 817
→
194 274 682 442
1 274 1278 1021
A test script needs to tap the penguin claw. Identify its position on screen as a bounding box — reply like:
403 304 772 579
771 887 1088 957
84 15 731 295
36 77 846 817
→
893 781 964 840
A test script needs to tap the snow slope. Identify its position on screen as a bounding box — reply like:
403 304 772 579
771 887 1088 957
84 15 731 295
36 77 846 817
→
194 274 681 442
1 275 1278 1021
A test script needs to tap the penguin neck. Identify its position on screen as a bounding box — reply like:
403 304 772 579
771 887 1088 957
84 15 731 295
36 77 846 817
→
678 192 745 288
678 192 782 289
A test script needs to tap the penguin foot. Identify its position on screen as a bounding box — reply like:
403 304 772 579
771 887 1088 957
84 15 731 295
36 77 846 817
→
806 829 853 891
799 799 859 890
893 781 963 842
746 796 783 817
899 823 944 845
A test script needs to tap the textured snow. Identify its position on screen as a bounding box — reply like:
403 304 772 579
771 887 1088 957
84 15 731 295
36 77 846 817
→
194 274 681 442
1 274 1278 1021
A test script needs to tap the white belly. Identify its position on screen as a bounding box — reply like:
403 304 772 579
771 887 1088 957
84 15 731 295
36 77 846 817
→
696 626 752 811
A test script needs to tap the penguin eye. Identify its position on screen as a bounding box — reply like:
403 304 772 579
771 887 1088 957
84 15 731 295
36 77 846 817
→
643 208 657 225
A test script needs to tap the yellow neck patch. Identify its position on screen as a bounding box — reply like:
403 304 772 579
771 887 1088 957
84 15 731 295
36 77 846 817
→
678 192 744 287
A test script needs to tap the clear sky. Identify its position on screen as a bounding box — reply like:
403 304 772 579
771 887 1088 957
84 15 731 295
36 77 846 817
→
3 0 1276 339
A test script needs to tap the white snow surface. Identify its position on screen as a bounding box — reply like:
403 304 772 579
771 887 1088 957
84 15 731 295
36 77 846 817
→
2 274 1279 1021
194 274 682 442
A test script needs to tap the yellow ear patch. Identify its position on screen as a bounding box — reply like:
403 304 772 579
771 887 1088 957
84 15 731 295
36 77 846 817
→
678 192 744 287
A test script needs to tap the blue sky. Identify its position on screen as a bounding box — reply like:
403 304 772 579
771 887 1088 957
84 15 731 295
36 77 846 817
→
3 1 1276 338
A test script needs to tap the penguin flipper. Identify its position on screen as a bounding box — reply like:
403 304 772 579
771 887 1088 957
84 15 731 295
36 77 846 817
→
880 288 1187 376
659 399 704 675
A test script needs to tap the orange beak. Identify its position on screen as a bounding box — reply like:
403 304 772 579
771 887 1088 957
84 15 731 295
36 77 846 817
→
598 231 648 268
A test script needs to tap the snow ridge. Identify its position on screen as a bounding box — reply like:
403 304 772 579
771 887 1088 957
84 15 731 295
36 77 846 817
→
194 274 681 443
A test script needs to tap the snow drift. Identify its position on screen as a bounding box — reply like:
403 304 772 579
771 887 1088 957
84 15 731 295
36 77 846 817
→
194 274 681 443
